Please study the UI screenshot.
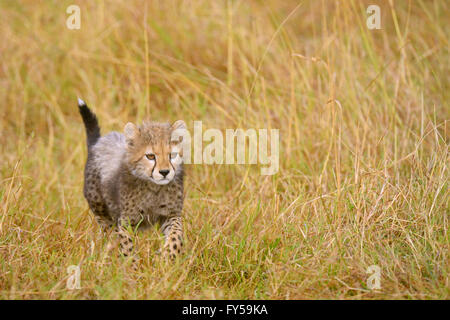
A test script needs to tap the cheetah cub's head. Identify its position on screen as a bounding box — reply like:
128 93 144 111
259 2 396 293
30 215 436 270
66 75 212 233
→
123 120 186 185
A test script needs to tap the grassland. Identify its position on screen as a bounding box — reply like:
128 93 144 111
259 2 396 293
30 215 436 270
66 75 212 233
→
0 0 448 299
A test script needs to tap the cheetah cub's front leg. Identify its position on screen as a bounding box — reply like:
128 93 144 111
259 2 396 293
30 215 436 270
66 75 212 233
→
161 216 184 260
116 213 142 269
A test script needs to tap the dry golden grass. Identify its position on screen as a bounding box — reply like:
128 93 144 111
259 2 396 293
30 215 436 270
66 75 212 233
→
0 0 448 299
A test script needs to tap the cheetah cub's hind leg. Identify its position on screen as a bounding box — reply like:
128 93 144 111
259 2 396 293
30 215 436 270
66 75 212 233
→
91 204 115 232
83 174 115 233
161 216 184 260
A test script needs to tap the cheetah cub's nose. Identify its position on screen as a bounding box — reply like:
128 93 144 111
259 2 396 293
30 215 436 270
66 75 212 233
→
159 169 170 177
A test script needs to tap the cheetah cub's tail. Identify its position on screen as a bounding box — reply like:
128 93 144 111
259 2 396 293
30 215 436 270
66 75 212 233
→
77 98 101 149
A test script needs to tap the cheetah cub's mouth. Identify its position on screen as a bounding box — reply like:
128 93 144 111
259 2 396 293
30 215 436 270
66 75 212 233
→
124 120 186 185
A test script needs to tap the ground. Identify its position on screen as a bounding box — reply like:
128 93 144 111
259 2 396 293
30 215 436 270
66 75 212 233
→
0 0 448 299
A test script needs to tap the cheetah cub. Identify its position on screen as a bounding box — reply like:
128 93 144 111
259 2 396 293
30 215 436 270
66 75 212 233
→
78 98 186 262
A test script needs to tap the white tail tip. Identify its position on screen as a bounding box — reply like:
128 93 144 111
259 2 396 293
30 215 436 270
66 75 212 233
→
77 97 86 106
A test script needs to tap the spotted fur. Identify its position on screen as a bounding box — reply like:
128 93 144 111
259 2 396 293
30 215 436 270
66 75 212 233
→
78 98 186 266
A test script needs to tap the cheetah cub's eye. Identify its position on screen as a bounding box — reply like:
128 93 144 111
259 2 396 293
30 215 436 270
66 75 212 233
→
146 153 156 161
170 152 178 160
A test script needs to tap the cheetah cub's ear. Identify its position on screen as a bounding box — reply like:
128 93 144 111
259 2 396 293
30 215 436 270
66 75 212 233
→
124 122 139 144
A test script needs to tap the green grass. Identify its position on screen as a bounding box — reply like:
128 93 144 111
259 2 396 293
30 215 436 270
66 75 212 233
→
0 0 448 299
